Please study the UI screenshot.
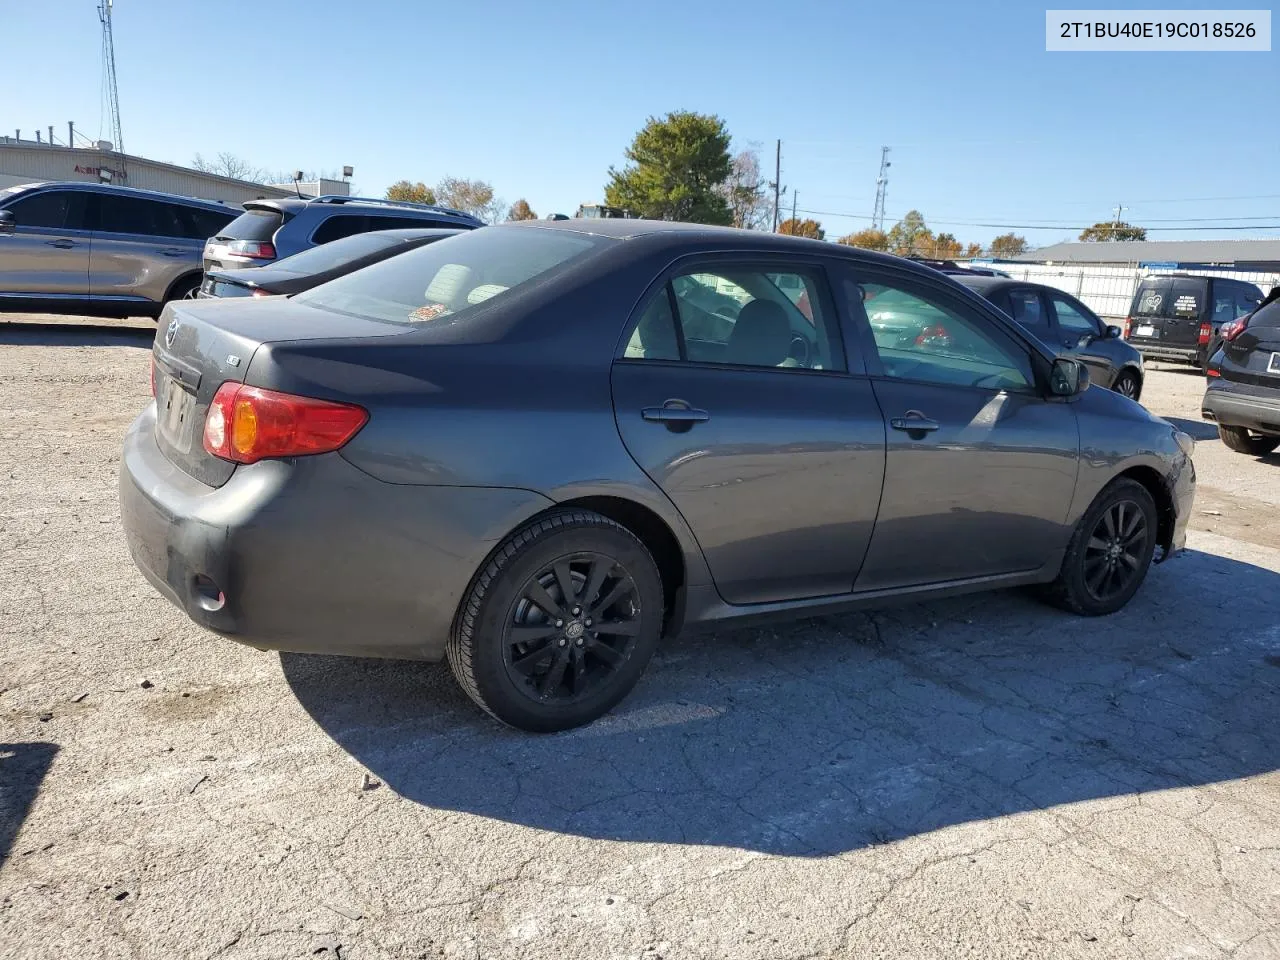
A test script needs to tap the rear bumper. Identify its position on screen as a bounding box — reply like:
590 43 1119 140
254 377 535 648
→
1131 342 1202 366
119 405 553 660
1202 382 1280 436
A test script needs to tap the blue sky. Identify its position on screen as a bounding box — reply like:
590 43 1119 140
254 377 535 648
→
4 0 1278 245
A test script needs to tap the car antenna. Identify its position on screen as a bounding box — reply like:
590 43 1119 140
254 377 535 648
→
292 170 304 200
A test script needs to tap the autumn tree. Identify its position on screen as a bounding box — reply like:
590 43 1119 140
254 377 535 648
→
1079 221 1147 242
837 228 890 251
605 111 733 224
887 210 932 256
963 242 984 258
435 177 504 223
720 148 771 229
385 181 436 204
931 232 963 259
989 232 1029 257
506 199 537 221
778 218 824 240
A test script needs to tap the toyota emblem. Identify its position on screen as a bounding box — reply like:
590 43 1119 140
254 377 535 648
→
164 317 179 348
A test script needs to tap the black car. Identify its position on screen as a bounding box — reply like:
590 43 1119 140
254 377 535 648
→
199 228 462 299
1203 286 1280 456
121 220 1195 731
1125 274 1263 372
954 276 1145 400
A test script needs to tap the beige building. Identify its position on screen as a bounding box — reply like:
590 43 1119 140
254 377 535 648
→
0 139 348 205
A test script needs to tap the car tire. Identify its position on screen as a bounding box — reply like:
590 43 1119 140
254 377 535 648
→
1218 425 1280 456
1041 478 1158 617
1111 369 1141 401
447 509 664 732
164 274 202 305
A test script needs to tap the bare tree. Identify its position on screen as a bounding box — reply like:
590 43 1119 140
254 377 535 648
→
719 148 771 229
435 176 505 224
191 152 266 183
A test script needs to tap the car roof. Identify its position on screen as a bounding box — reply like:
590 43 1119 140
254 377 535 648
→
11 180 237 212
952 275 1037 297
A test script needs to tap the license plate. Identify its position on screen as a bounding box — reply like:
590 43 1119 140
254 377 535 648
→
1269 352 1280 375
1135 324 1157 338
157 374 196 452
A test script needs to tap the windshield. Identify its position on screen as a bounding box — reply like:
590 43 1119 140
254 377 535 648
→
269 230 406 275
294 226 602 325
1132 277 1207 319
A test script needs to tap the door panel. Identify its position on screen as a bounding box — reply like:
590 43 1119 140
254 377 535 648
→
91 195 199 302
857 379 1079 590
0 189 92 295
611 362 887 603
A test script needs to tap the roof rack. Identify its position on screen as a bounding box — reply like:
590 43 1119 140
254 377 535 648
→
311 195 483 222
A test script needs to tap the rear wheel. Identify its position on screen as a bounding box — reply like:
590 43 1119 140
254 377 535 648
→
1219 425 1280 456
1111 369 1141 401
1042 478 1158 616
165 274 202 305
447 510 664 732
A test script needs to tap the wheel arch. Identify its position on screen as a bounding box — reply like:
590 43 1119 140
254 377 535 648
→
162 270 203 304
1115 465 1175 559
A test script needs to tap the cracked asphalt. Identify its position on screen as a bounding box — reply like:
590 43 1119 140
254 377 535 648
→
2 318 1279 959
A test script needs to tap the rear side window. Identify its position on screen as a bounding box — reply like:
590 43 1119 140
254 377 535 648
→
295 226 600 325
180 206 236 241
217 208 283 241
311 215 367 245
1005 288 1051 338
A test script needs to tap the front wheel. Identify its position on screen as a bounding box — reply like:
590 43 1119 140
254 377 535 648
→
1111 369 1141 401
1219 425 1280 456
447 510 664 732
1042 478 1158 616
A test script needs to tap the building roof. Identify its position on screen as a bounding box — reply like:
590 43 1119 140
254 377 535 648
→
1013 239 1280 269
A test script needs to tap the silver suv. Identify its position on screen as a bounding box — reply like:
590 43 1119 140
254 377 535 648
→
0 182 238 319
202 195 485 273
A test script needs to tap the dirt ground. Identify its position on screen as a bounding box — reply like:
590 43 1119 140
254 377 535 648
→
2 320 1278 960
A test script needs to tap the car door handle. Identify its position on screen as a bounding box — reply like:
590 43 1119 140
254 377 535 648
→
45 239 76 249
642 400 710 431
890 411 940 434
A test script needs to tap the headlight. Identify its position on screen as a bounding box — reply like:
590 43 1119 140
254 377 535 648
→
1174 430 1195 458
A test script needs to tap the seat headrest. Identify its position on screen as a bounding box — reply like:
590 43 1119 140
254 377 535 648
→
727 299 791 367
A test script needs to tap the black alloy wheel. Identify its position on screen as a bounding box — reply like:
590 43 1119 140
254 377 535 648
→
1112 370 1140 400
1082 499 1150 603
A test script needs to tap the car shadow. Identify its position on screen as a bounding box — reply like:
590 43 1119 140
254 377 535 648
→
0 742 59 867
1161 416 1219 441
282 548 1280 857
0 322 155 348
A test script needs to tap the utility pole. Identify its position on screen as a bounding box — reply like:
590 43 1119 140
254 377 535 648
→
1112 203 1126 226
772 140 782 232
68 120 74 147
872 146 891 231
790 191 797 229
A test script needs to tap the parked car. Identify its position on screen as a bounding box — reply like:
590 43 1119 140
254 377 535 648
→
201 195 484 274
1124 274 1263 372
121 221 1195 731
954 276 1145 400
0 181 237 318
199 228 463 299
1202 286 1280 455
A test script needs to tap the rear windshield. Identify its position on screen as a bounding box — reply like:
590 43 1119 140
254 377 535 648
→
1132 277 1207 319
216 207 283 241
270 230 405 274
295 227 602 326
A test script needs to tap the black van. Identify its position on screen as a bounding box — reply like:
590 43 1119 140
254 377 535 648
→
1124 274 1264 371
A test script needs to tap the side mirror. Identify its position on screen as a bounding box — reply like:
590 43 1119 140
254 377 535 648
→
1050 357 1090 397
0 209 14 235
1105 325 1123 340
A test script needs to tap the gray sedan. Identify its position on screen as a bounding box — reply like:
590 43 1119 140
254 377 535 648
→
120 221 1196 731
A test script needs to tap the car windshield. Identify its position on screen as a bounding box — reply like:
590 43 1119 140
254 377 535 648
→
294 226 602 325
267 231 406 275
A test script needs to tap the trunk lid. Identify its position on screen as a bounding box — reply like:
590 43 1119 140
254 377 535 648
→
151 297 412 487
1126 276 1209 348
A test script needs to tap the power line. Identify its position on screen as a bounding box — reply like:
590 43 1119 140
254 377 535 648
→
792 206 1280 232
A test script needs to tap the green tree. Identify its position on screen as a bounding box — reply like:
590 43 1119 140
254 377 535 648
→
386 180 436 204
837 228 890 251
506 199 537 221
989 232 1029 257
435 177 504 223
778 217 824 240
887 210 931 256
605 111 733 224
1079 221 1147 242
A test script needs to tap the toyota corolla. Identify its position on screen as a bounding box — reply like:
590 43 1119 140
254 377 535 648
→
120 220 1195 731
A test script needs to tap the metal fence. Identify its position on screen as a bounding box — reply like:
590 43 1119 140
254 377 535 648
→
989 264 1280 321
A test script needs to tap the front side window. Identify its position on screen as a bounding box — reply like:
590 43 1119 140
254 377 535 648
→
8 190 75 229
858 277 1032 390
1049 294 1100 337
295 225 600 326
622 266 843 371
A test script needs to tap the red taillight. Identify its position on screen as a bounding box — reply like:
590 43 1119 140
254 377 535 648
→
1206 368 1221 377
1122 317 1132 339
225 240 276 260
250 288 272 298
1220 314 1251 342
203 383 368 465
1197 322 1211 345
